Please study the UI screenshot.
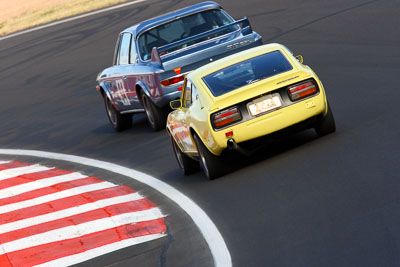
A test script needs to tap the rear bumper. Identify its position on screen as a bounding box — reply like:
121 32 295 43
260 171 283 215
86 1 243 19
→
209 93 327 155
153 87 182 107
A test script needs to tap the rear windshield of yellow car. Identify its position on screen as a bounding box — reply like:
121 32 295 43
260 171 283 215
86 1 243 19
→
202 50 293 97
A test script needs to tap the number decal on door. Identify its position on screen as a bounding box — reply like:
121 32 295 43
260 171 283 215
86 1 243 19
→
111 79 130 106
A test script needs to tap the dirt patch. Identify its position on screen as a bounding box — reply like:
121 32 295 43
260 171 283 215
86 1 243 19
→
0 0 132 36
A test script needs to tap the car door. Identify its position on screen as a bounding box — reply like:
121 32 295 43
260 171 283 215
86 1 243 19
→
110 32 132 110
123 38 142 108
172 79 197 153
181 80 199 152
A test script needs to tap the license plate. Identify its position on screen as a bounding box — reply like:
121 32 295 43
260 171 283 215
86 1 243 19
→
247 93 282 116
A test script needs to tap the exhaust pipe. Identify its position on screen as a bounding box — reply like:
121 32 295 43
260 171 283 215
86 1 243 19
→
227 139 251 157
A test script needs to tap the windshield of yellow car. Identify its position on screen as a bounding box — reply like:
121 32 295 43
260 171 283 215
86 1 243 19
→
137 9 237 61
202 51 293 97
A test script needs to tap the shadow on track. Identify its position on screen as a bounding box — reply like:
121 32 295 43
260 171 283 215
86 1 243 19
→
92 113 153 135
161 129 333 183
221 130 320 177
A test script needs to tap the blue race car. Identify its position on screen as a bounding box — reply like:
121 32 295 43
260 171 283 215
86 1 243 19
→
96 1 262 131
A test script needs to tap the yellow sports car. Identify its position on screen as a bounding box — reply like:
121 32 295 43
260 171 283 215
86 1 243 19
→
166 43 335 179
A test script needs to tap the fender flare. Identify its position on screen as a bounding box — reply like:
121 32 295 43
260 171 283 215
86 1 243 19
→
190 126 221 156
189 127 202 153
98 81 112 100
135 81 152 104
97 81 121 111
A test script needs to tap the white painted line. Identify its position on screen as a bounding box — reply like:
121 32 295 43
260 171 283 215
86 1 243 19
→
0 172 87 199
34 233 166 267
0 0 147 41
0 192 144 234
0 161 11 164
0 207 164 254
0 150 232 267
0 181 117 213
0 165 52 181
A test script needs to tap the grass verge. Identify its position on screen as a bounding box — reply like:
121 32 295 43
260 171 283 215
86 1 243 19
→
0 0 132 36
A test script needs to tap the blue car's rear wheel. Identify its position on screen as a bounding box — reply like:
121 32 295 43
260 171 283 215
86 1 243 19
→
171 136 199 175
104 97 132 132
141 93 168 131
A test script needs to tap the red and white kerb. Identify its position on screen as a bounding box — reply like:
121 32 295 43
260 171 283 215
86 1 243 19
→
0 160 166 267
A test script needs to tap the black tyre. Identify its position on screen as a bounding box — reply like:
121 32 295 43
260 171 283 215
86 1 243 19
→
141 93 168 131
104 97 132 132
171 136 199 175
315 102 336 136
193 134 224 180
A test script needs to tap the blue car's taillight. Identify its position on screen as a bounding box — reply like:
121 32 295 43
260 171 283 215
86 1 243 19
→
160 75 185 87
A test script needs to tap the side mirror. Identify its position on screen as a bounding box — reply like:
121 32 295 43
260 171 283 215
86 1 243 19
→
295 55 304 64
170 99 181 110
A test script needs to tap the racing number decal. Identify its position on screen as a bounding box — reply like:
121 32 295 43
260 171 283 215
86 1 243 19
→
111 79 130 106
116 79 130 106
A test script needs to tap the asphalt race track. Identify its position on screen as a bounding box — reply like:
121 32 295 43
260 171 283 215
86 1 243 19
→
1 0 400 266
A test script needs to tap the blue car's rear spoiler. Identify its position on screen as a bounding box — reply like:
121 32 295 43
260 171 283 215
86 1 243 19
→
151 17 253 66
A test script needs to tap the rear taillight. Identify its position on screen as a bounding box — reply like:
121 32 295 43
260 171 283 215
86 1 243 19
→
160 75 185 87
212 107 242 129
288 81 317 101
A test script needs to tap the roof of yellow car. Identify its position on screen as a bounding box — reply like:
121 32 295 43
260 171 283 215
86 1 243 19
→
188 43 289 79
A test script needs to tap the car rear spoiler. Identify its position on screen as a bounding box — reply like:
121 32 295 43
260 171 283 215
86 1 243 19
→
151 17 253 66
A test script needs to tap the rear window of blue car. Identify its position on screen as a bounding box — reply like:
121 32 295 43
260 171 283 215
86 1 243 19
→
202 51 293 97
137 9 237 60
